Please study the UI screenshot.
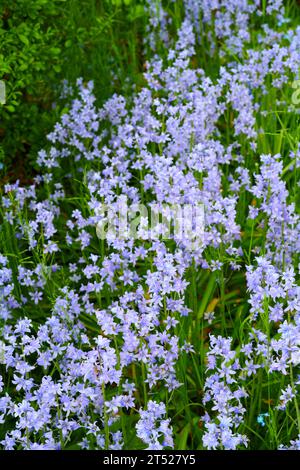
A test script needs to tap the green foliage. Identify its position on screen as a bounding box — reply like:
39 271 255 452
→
1 0 299 450
0 1 62 171
0 0 145 176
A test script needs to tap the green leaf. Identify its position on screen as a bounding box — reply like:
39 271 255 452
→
197 272 217 320
19 63 28 71
177 423 190 450
50 47 61 55
18 34 29 46
129 5 145 20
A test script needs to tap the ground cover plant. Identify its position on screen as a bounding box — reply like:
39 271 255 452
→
0 0 300 450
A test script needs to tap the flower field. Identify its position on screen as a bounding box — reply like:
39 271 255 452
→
0 0 300 450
